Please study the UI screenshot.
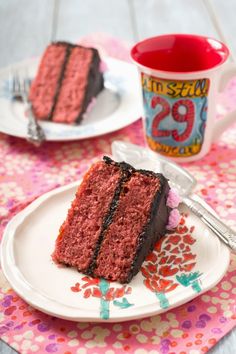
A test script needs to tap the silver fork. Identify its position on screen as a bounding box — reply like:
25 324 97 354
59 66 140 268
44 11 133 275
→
11 73 46 145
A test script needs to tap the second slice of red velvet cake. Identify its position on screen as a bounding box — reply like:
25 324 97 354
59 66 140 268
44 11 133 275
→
29 42 104 124
52 157 172 283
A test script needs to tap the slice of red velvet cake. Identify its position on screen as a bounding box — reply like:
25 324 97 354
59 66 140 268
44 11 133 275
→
52 157 174 283
29 42 104 124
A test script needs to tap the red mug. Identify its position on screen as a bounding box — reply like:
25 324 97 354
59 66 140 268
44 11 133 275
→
131 34 236 162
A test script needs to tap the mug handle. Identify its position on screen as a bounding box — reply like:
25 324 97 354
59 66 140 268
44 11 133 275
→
213 62 236 141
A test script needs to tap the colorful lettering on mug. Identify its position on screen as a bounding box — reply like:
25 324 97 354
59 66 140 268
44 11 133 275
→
141 74 210 98
147 137 202 157
142 74 209 158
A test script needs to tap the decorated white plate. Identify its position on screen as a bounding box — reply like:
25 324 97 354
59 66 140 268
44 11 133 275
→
0 148 230 322
0 57 142 141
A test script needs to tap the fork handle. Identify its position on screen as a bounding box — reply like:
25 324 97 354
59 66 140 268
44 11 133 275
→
183 197 236 253
26 102 45 145
27 102 37 124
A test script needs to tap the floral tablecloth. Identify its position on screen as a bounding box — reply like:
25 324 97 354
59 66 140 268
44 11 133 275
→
0 34 236 354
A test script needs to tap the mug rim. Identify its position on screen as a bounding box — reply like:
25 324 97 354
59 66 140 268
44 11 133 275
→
130 33 230 74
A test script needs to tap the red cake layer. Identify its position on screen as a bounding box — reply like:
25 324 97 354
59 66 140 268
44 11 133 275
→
52 161 121 271
52 46 93 123
29 44 66 120
94 173 161 282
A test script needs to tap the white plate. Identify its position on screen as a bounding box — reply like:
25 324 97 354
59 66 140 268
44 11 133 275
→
0 57 142 141
0 157 230 322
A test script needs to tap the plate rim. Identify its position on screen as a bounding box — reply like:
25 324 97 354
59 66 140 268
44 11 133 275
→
0 56 142 141
0 180 230 322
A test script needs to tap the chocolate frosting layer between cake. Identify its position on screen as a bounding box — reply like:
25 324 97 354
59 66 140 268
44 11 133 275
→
87 157 132 275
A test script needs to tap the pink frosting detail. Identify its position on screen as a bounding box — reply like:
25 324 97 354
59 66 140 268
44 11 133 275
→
167 188 181 209
83 98 97 117
166 208 181 230
99 60 108 73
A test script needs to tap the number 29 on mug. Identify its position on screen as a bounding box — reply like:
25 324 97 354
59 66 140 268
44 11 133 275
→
142 74 209 160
